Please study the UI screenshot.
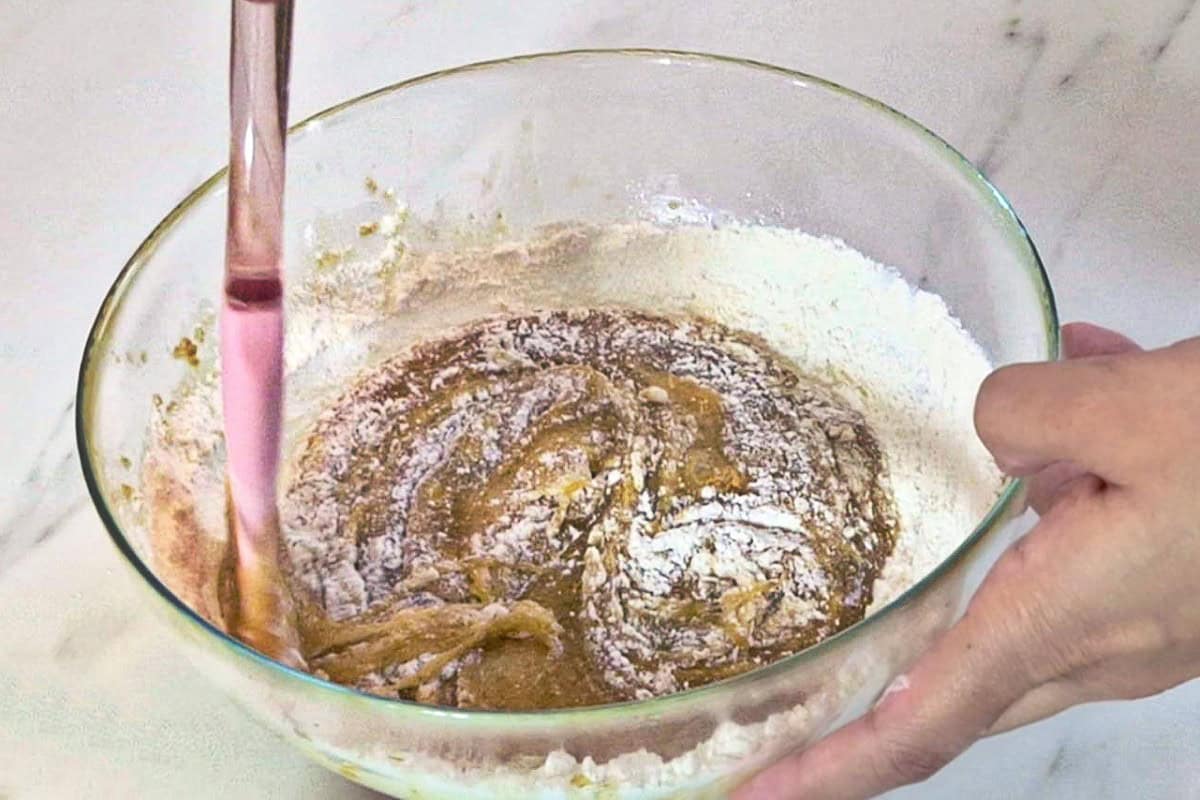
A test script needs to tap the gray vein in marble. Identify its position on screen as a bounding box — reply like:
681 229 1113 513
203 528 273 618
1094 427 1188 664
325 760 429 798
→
0 483 88 575
1148 0 1197 61
31 496 90 548
10 399 73 488
360 2 416 49
0 398 86 573
1046 148 1123 266
1057 32 1112 87
1045 742 1068 777
974 24 1047 177
53 607 135 665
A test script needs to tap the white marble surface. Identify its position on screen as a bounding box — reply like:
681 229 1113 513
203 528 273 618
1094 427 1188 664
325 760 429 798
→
2 1 1198 797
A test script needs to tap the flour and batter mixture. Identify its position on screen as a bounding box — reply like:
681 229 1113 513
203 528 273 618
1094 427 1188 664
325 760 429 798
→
281 309 897 708
143 219 1005 721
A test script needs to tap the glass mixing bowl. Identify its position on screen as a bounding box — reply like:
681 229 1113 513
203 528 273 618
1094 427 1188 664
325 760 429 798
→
77 50 1057 799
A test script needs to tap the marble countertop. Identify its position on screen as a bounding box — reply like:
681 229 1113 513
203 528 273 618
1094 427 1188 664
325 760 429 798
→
2 1 1198 797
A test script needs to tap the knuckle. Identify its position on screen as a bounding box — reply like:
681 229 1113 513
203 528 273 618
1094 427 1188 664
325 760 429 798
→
1071 368 1124 422
875 732 949 785
865 712 954 788
1160 604 1200 654
973 548 1079 681
1162 335 1200 367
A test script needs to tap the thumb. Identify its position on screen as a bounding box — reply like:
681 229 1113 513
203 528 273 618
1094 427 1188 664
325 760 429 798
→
730 500 1106 800
732 593 1036 800
733 494 1107 800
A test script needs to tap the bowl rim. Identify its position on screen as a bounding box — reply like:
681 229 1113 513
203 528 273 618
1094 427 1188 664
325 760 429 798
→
76 48 1059 724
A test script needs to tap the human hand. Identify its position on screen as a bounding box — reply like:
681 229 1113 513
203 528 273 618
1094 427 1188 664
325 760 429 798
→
734 322 1200 800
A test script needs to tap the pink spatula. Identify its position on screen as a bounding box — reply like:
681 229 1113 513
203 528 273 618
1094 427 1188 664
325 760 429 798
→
221 0 304 668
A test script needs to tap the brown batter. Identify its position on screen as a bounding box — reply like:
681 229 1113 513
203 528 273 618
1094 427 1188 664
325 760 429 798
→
261 309 898 709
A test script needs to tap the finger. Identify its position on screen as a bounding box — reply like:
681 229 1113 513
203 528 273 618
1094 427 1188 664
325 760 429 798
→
1060 322 1141 359
971 473 1107 734
734 492 1113 800
986 677 1089 736
974 352 1149 484
976 322 1143 481
986 636 1163 737
1020 325 1138 514
733 592 1038 799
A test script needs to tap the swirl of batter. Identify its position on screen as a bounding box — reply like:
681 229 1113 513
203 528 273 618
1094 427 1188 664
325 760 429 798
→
281 310 897 708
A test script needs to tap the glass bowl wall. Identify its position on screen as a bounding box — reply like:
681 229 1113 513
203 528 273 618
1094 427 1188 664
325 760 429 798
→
78 50 1056 799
